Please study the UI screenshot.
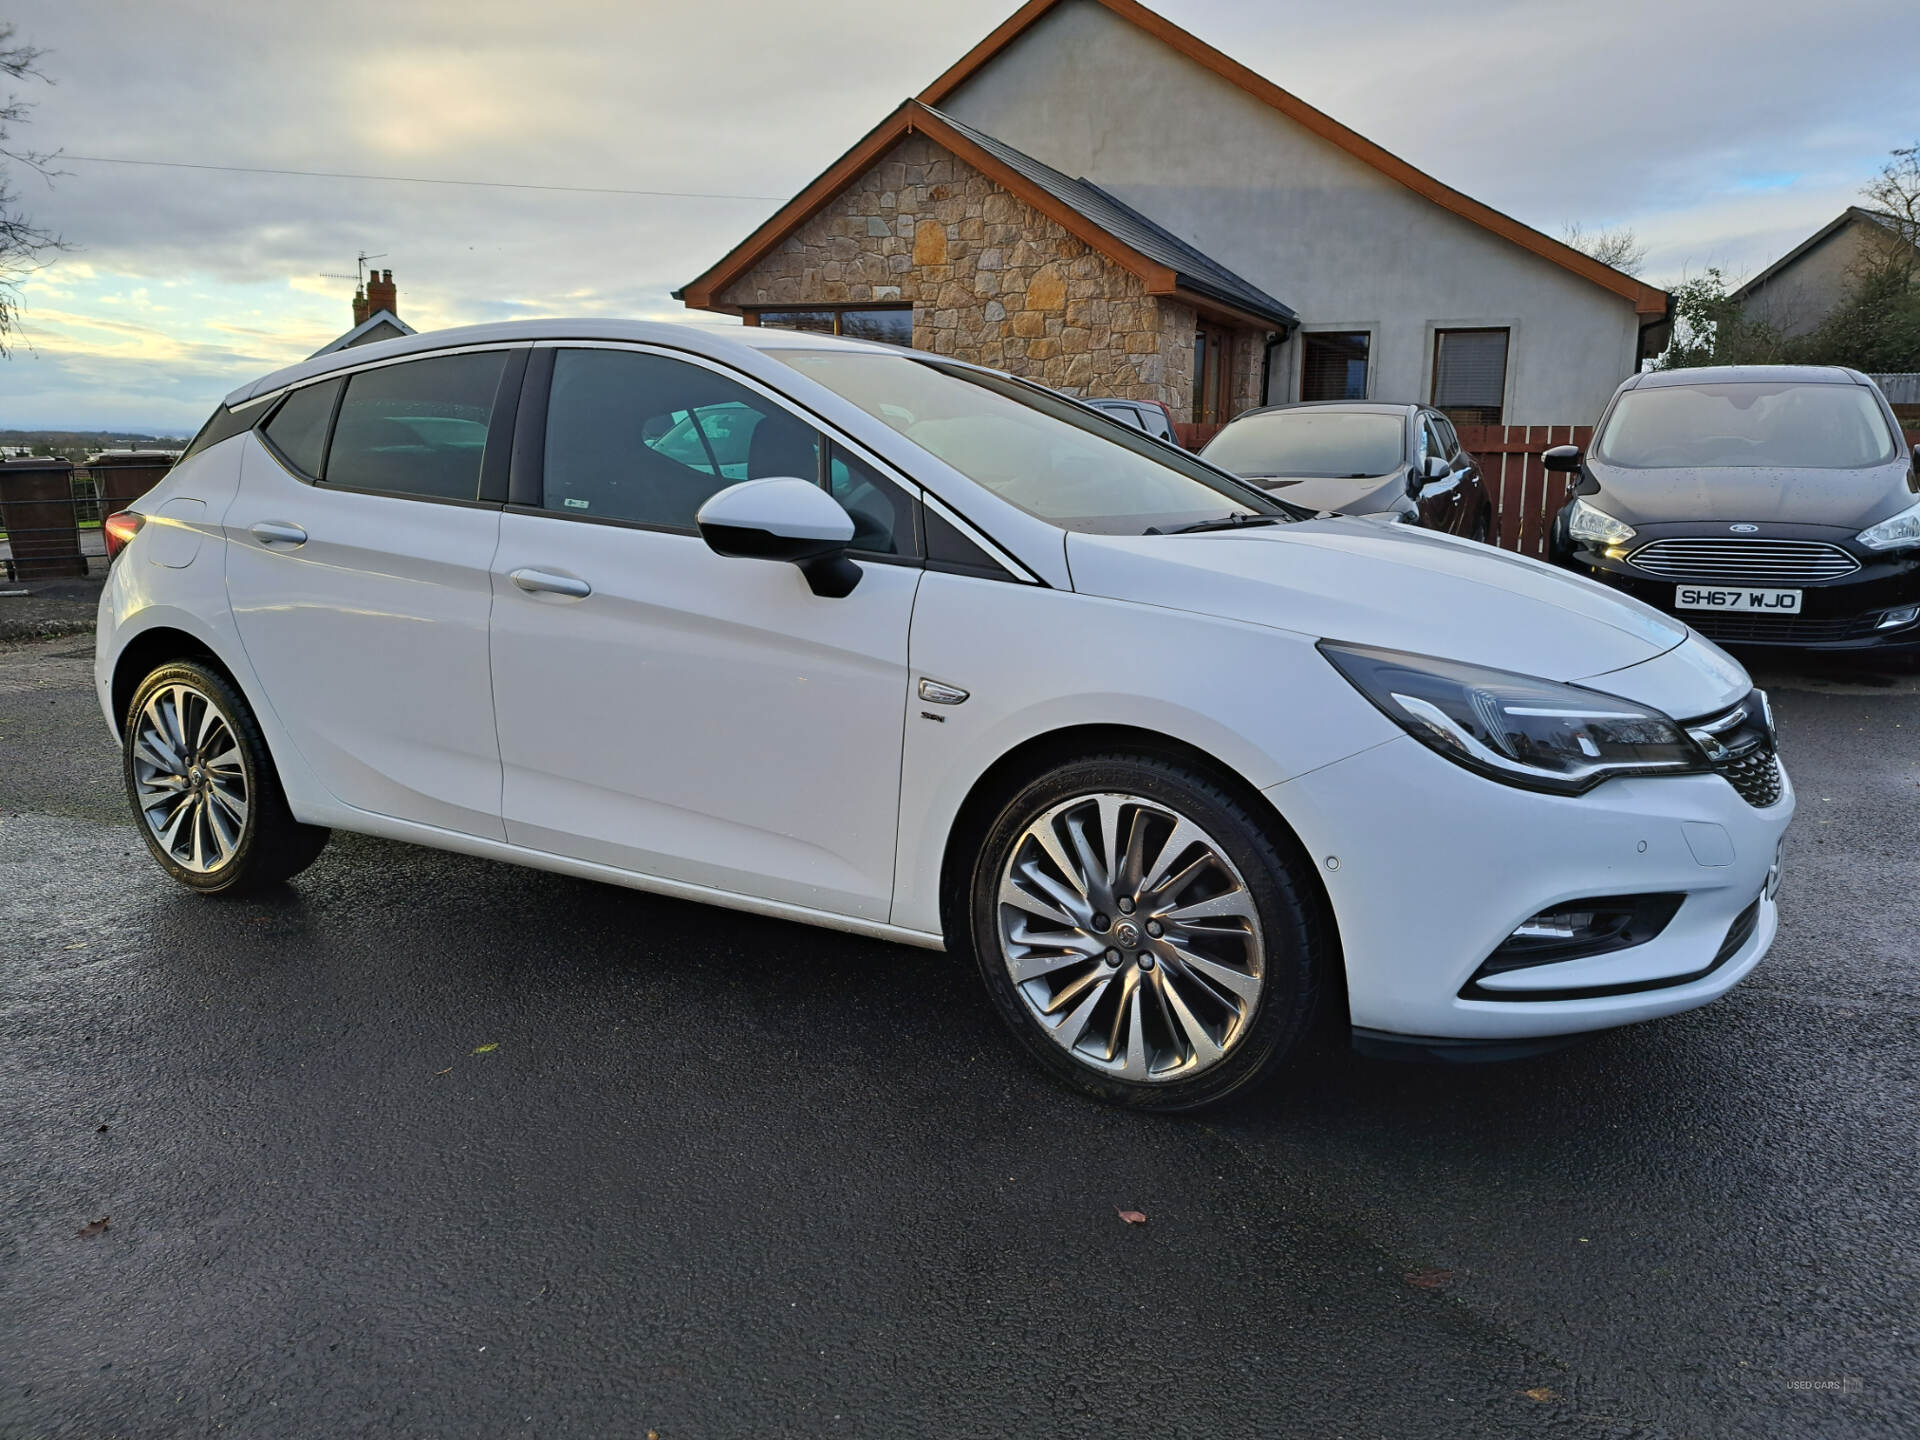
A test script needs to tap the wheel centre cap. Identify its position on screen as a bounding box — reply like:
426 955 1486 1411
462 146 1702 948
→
1114 920 1142 949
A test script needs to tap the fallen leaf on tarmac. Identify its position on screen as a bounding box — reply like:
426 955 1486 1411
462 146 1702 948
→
63 942 87 950
1405 1268 1453 1290
1116 1209 1148 1225
96 1124 108 1133
472 1043 499 1054
1523 1388 1559 1402
433 1067 452 1077
75 1216 109 1238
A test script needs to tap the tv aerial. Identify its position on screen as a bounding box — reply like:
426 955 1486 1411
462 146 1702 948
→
318 251 389 285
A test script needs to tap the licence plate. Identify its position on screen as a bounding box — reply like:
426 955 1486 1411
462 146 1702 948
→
1675 586 1802 613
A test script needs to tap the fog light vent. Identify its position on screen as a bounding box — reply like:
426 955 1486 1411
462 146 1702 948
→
1876 605 1920 631
1475 893 1684 976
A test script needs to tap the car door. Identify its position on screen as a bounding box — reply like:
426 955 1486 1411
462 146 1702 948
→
1413 412 1464 532
225 347 526 839
487 344 923 922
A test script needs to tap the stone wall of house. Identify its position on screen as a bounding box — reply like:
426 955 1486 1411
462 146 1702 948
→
717 135 1197 416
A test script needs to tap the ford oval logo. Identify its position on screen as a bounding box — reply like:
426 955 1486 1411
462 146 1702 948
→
1728 523 1760 534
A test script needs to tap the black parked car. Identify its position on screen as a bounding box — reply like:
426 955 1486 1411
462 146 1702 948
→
1551 366 1920 653
1199 401 1497 541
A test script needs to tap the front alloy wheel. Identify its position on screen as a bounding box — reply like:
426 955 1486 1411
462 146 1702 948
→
997 793 1264 1082
970 754 1322 1110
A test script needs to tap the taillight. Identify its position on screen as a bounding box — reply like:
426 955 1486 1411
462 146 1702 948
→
103 510 145 562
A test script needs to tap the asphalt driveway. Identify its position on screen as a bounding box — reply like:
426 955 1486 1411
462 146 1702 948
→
2 636 1916 1438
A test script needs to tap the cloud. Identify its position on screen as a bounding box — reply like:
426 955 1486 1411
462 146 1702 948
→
4 0 1918 428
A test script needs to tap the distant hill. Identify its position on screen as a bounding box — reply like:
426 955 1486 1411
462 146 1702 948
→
1 429 191 463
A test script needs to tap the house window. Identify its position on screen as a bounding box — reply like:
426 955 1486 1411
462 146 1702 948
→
1431 328 1509 426
1300 331 1370 401
754 306 913 347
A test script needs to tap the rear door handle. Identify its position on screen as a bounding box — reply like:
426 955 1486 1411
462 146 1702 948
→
249 521 308 547
509 567 592 599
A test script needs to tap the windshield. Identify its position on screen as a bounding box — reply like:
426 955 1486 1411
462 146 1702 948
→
1596 382 1899 470
775 350 1288 534
1201 410 1407 478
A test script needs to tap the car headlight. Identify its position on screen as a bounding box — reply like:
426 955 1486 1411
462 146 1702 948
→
1856 499 1920 551
1566 497 1636 547
1318 641 1707 794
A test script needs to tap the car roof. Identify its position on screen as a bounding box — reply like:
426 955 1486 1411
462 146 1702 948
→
222 318 904 408
1626 364 1871 391
1225 401 1417 420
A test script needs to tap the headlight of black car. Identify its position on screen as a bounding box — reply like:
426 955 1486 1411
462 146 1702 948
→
1319 641 1708 794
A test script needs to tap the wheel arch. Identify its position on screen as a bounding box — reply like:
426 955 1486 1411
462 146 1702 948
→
936 722 1346 1017
110 624 248 741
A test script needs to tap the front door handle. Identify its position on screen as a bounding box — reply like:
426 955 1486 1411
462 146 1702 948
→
249 521 308 547
509 567 592 599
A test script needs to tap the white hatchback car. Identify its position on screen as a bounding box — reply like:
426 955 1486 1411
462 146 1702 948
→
97 321 1793 1109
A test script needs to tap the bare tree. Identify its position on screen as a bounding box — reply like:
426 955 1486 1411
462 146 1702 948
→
1 23 64 356
1562 223 1648 277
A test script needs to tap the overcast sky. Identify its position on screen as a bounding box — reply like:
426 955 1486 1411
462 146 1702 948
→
4 0 1917 433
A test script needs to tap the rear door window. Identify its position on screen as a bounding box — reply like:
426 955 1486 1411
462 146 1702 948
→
326 352 506 500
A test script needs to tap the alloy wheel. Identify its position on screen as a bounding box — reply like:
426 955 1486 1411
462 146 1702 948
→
130 682 250 874
996 792 1265 1082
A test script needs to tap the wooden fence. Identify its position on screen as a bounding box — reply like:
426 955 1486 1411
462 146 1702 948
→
1454 424 1591 558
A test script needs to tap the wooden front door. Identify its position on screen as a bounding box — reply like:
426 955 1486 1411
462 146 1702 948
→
1192 321 1235 428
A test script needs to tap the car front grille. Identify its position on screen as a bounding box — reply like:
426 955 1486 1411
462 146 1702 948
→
1717 746 1785 808
1686 694 1786 809
1686 611 1881 645
1627 538 1860 585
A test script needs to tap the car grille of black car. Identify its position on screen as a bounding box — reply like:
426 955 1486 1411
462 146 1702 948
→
1686 611 1881 645
1627 538 1860 585
1687 694 1786 809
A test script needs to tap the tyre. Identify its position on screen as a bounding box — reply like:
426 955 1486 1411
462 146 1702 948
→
969 753 1323 1111
1471 510 1493 546
123 660 331 895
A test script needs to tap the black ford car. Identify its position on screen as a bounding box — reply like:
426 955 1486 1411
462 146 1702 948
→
1551 366 1920 653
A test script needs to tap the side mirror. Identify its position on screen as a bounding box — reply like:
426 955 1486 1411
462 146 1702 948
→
696 477 861 598
1409 455 1448 495
1542 445 1583 473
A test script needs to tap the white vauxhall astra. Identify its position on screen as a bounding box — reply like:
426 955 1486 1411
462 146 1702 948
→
95 321 1793 1109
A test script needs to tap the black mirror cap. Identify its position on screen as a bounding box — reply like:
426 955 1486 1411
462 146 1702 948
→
696 520 862 597
1542 445 1583 473
1406 464 1424 497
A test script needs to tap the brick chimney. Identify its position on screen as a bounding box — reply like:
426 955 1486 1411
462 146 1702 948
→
351 284 369 327
365 269 397 319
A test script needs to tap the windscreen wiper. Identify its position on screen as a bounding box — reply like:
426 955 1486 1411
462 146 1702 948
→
1144 513 1284 536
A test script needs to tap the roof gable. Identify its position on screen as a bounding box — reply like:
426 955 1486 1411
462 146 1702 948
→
1731 207 1920 302
678 100 1294 328
919 0 1668 318
307 309 416 359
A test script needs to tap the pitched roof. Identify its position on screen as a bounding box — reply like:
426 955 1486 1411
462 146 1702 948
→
929 108 1295 325
307 309 415 359
677 100 1296 329
1730 207 1920 303
918 0 1670 318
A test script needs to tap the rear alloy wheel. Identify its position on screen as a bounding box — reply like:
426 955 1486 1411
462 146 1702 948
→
971 755 1322 1110
124 661 330 894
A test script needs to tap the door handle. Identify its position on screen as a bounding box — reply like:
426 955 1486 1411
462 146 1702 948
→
509 567 592 599
249 521 308 547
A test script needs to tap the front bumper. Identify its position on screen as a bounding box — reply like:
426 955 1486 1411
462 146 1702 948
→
1563 530 1920 652
1266 733 1793 1041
